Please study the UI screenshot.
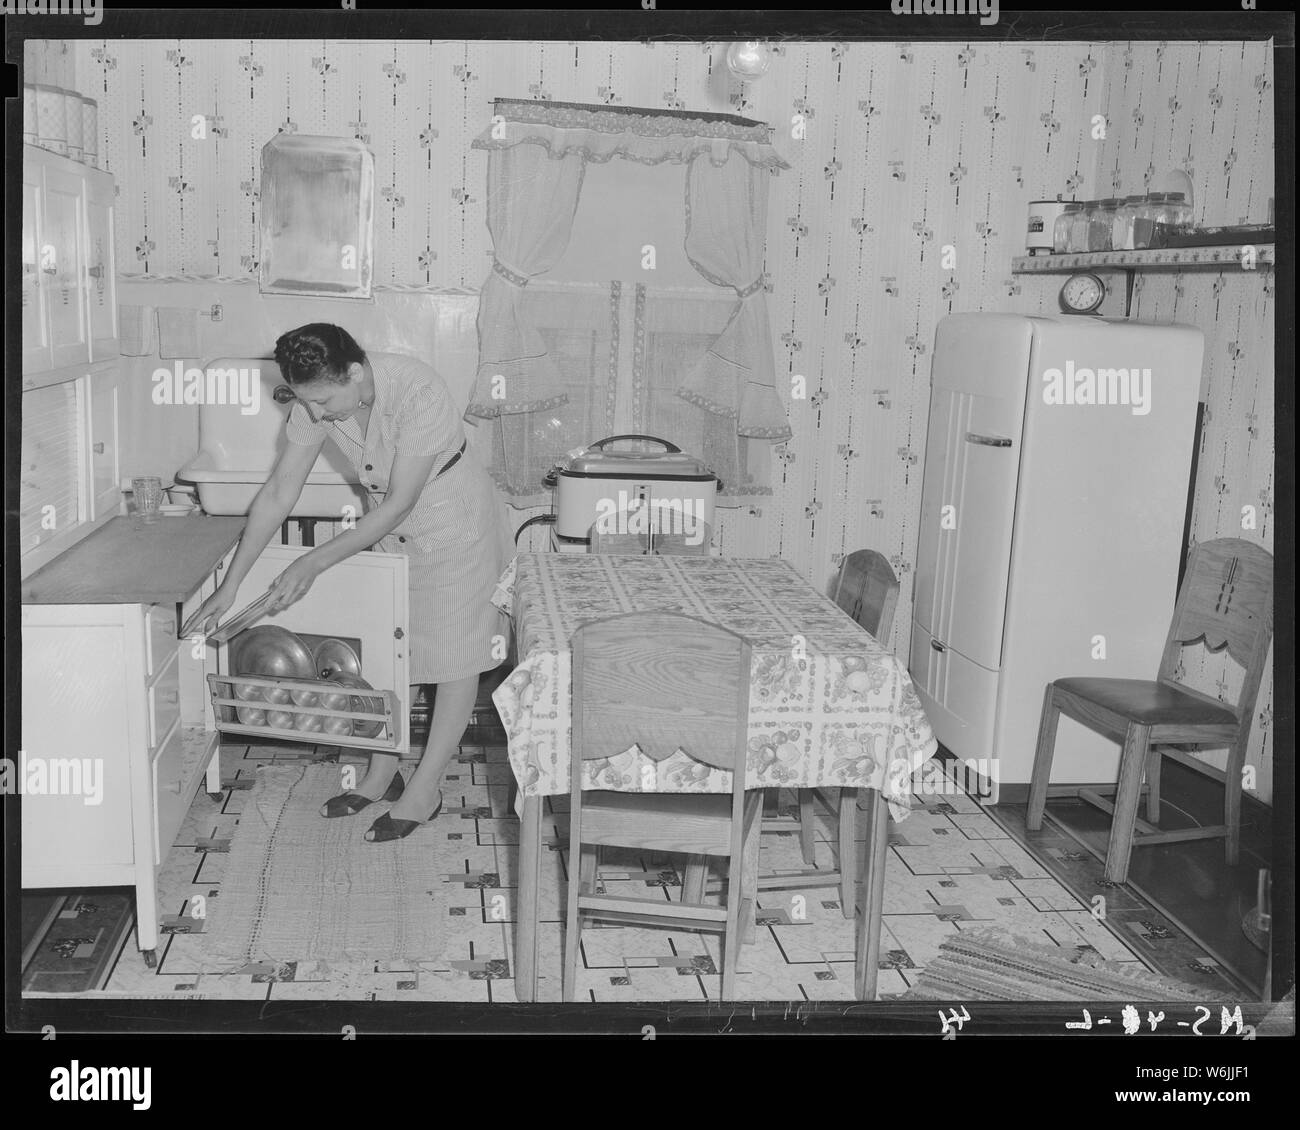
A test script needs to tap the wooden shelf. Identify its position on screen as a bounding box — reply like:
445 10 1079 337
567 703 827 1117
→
1013 244 1276 274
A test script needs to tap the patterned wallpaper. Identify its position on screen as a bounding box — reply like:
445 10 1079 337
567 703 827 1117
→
1094 40 1276 802
32 37 1273 800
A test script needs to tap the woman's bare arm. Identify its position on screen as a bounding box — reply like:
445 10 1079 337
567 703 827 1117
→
222 438 323 591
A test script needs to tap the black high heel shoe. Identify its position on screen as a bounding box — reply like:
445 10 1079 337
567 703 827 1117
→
320 769 404 818
364 790 443 843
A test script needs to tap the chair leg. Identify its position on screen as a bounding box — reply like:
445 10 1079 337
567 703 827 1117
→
563 858 584 1004
1145 746 1163 825
855 789 890 1001
741 795 762 945
721 855 743 999
683 855 708 904
563 792 590 1002
798 788 816 864
1104 723 1152 885
837 789 857 920
1224 737 1248 867
1026 684 1061 831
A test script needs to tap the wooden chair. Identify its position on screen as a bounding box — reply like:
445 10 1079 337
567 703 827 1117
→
564 612 761 1000
651 518 713 556
759 549 901 912
1027 538 1273 884
589 512 650 554
833 548 901 641
586 517 716 908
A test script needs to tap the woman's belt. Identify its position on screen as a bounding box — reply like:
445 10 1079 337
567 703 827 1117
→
435 440 467 478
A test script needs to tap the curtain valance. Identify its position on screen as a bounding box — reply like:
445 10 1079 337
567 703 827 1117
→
470 98 791 172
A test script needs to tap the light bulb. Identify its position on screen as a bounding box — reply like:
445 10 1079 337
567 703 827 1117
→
725 41 770 81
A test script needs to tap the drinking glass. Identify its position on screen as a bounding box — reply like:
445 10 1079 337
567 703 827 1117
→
132 476 164 522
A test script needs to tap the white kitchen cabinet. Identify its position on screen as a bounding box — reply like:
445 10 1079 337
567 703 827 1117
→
22 144 119 381
21 519 410 963
21 144 123 579
22 583 223 964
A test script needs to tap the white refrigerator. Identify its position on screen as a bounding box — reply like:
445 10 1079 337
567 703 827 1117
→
909 313 1204 804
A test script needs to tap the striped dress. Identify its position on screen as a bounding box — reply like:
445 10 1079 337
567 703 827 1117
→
285 352 509 684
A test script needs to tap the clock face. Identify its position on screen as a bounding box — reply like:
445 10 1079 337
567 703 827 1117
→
1060 272 1106 313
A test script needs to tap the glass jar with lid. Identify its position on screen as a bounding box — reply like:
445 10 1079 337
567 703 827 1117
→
1135 192 1193 248
1070 201 1097 253
1088 198 1121 251
1132 197 1158 249
1160 191 1193 233
1111 195 1148 251
1054 202 1083 253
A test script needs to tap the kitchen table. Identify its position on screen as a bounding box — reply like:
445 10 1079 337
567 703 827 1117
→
492 553 938 1000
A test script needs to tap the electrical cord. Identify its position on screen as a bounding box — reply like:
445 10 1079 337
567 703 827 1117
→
514 514 556 546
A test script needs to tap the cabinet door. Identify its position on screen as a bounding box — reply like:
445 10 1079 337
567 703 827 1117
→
88 366 121 519
19 379 89 560
21 611 138 876
22 162 52 375
42 167 90 371
84 171 118 361
214 545 411 752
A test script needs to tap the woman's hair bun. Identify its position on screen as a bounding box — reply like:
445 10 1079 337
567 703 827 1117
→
274 324 366 385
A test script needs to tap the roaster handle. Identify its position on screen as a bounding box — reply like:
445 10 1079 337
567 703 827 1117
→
588 434 682 454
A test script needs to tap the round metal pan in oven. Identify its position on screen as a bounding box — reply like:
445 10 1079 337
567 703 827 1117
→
329 672 385 738
314 638 362 681
231 625 317 683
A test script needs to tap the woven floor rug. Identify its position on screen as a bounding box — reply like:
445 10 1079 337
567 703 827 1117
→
200 763 454 969
898 927 1205 1001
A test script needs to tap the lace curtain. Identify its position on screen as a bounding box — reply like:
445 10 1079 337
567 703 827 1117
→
467 99 792 508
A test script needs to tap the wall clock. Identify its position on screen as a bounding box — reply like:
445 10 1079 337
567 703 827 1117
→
1059 272 1107 314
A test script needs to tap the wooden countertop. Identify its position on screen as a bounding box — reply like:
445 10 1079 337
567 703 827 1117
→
21 516 246 605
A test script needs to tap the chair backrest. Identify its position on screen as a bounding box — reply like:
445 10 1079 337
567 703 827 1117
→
832 549 900 640
589 511 650 555
570 612 751 776
1158 538 1273 728
652 518 713 556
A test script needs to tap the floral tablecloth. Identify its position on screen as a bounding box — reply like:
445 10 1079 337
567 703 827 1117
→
491 553 938 821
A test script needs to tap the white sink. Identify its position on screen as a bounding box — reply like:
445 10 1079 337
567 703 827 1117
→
175 357 367 518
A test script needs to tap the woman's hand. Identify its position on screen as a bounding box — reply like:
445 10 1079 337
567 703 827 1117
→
267 556 322 612
180 587 237 639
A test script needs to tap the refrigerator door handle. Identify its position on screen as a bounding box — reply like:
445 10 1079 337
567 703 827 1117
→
965 432 1013 448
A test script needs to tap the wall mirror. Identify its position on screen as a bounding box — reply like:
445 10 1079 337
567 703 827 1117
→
258 134 374 299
